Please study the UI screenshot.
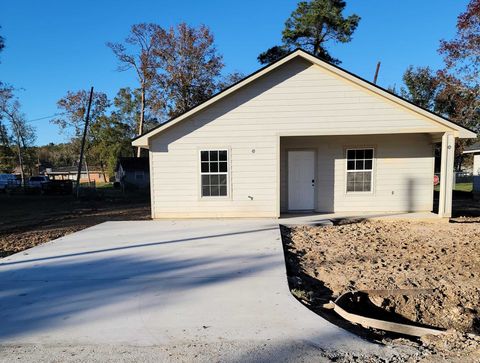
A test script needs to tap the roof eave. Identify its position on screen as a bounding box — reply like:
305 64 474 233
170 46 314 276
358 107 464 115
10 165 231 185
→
458 129 477 139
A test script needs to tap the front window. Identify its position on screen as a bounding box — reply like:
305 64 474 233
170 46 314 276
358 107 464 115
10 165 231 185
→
200 150 228 197
346 148 374 192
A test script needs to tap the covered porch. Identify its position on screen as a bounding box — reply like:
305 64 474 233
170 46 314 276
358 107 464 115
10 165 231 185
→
279 132 456 218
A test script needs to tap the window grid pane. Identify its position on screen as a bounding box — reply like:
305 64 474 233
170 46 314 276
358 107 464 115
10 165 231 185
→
200 150 228 197
346 148 374 192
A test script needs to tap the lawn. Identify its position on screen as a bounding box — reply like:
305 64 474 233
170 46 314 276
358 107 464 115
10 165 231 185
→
453 182 473 192
434 182 473 192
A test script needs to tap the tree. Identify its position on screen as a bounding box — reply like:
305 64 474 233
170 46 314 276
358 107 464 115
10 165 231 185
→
0 96 36 183
258 0 360 64
113 87 158 134
52 89 110 176
0 118 15 173
52 89 110 137
399 66 441 111
0 26 4 59
439 0 480 88
257 46 291 65
107 23 163 156
217 71 246 91
438 0 480 134
437 0 480 170
395 1 480 171
0 83 15 172
155 23 224 118
88 113 134 177
36 142 77 167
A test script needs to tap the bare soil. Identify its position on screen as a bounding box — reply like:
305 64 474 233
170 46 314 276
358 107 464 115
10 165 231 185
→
281 219 480 362
0 193 150 258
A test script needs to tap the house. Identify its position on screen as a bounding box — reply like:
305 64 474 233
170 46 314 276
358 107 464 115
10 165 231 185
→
132 49 476 219
463 142 480 175
462 142 480 197
45 166 107 183
115 157 150 188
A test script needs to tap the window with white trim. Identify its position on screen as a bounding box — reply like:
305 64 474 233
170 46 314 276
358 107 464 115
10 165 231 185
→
200 150 228 197
346 148 374 192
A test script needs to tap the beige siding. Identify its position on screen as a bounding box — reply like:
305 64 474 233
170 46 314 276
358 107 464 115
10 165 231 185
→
280 135 434 213
149 58 440 218
473 154 480 176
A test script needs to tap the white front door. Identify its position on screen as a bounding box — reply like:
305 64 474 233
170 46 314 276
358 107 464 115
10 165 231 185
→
288 150 315 211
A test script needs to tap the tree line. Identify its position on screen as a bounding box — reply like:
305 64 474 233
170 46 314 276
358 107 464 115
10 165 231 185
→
394 0 479 169
0 0 478 179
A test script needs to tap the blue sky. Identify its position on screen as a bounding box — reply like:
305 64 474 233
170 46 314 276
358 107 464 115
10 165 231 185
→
1 0 468 145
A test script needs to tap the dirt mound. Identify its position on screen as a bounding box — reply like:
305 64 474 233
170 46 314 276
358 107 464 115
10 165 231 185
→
281 220 480 360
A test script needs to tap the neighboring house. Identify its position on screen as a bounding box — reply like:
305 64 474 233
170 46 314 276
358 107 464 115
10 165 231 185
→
463 142 480 196
463 142 480 176
45 166 107 183
115 157 150 188
36 160 53 175
133 49 476 219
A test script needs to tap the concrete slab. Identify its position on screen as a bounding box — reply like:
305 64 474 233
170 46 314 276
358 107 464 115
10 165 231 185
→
0 219 402 360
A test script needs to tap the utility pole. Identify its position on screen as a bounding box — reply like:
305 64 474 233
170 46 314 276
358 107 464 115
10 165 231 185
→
373 61 381 84
75 86 94 198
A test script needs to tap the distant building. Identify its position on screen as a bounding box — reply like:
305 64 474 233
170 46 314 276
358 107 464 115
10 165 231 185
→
115 157 150 188
463 142 480 197
45 166 107 183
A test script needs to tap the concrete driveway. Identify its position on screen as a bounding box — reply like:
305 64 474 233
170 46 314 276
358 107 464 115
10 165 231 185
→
0 220 400 361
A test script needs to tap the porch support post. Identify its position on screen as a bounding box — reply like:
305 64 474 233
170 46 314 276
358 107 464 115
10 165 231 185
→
438 132 455 218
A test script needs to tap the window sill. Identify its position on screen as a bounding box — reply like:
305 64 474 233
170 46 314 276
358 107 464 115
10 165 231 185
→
200 196 231 200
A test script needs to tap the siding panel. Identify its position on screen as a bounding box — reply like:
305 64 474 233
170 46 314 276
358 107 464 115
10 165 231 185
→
150 58 439 218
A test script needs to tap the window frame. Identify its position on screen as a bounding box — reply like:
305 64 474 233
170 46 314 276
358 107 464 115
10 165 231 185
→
345 147 375 194
198 148 230 199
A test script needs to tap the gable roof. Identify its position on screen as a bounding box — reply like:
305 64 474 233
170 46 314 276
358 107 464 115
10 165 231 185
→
133 49 476 147
463 142 480 154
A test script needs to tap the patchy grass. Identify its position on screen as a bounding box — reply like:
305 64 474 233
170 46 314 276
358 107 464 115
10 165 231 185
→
96 182 115 189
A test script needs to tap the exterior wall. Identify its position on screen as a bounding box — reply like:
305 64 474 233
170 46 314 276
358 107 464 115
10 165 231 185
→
124 171 150 188
473 153 480 176
474 154 480 195
116 165 150 188
149 58 443 218
280 135 435 213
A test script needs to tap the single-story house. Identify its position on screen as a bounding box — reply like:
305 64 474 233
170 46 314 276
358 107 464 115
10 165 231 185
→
463 142 480 176
45 166 107 183
462 142 480 196
133 49 476 219
115 157 150 188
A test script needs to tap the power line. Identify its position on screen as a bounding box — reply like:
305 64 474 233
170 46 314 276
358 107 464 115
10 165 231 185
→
26 112 66 123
